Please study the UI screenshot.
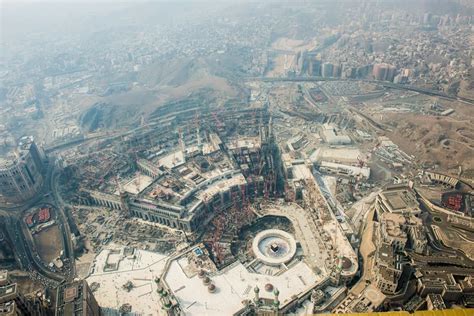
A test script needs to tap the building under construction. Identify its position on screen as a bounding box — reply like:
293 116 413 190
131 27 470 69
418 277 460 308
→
72 98 282 238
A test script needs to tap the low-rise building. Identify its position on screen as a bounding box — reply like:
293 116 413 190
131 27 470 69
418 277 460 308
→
417 269 464 302
320 124 352 145
319 161 370 179
331 284 385 314
375 185 421 217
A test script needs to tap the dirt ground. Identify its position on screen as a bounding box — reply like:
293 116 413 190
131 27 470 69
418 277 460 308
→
75 239 96 279
370 100 474 180
75 253 95 279
8 270 43 295
266 54 297 77
266 37 319 77
33 225 63 263
351 208 376 295
271 37 317 52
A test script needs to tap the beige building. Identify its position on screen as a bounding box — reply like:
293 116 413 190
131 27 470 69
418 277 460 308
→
407 225 428 254
0 270 48 315
373 242 403 295
379 213 408 251
375 185 421 217
55 280 101 316
0 137 45 205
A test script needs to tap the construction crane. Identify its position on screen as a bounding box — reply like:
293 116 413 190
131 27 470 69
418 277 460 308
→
211 111 224 131
113 176 123 193
240 184 253 221
194 111 202 148
211 212 225 265
99 159 115 185
264 175 271 200
253 109 259 136
283 171 295 202
178 128 185 152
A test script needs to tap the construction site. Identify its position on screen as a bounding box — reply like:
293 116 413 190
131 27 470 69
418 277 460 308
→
45 85 375 315
47 79 474 315
2 1 474 314
22 205 67 274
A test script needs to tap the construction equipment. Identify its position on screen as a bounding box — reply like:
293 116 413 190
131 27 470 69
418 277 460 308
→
210 208 225 265
284 171 295 202
211 110 224 132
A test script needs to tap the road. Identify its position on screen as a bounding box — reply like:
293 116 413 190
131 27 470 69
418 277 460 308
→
0 159 76 283
246 76 474 105
350 208 376 295
3 215 62 287
50 164 77 281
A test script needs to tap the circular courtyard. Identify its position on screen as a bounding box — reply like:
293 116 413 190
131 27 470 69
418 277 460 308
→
252 229 297 266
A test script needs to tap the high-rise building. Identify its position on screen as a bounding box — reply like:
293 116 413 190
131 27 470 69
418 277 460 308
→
0 136 45 205
332 63 342 78
423 12 433 25
341 63 356 79
55 280 101 316
373 63 387 81
386 65 397 82
0 220 15 266
356 64 373 79
373 63 397 82
0 270 49 315
310 58 321 76
297 50 308 75
321 62 334 78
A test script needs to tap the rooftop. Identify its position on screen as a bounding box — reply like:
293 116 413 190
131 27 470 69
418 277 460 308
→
0 136 36 170
380 213 408 239
227 136 261 151
158 151 186 169
120 174 154 195
165 250 321 316
86 247 168 315
0 284 17 304
309 147 362 163
196 173 247 202
378 186 420 214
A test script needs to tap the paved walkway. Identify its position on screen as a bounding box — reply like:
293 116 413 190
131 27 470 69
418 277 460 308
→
351 207 376 295
261 202 328 274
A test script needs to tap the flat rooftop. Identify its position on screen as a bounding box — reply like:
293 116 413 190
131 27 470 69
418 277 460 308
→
309 147 361 163
197 173 247 201
292 164 313 180
385 193 408 210
0 284 16 302
86 247 168 315
165 256 322 316
227 137 261 151
158 151 185 169
121 174 154 195
382 190 417 211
